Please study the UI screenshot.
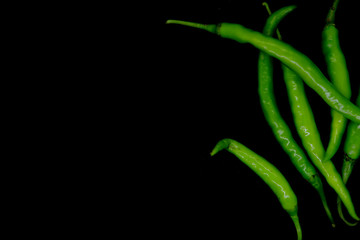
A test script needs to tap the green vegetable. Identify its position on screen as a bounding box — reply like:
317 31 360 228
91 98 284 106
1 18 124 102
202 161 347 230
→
165 19 360 124
258 3 334 226
166 18 360 221
338 89 360 226
281 57 358 222
211 138 302 240
343 91 360 164
322 0 352 162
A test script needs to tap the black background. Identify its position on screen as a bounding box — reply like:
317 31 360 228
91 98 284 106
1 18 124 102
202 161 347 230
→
156 0 359 239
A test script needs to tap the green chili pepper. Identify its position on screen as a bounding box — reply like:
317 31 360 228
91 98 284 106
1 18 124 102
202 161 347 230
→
273 18 360 223
338 89 360 226
165 19 360 124
280 61 358 222
343 91 360 161
166 17 360 221
281 65 325 165
322 0 352 162
259 3 334 226
211 138 302 240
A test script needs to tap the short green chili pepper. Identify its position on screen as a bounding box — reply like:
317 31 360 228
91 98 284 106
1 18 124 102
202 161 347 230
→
259 3 334 226
165 19 360 124
211 138 302 240
322 0 352 162
338 89 360 226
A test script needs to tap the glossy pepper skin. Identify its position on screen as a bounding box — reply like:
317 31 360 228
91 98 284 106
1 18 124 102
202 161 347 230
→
338 90 360 226
277 33 359 223
258 4 334 226
281 61 358 222
166 20 360 124
167 14 360 221
322 3 352 162
342 90 360 185
282 65 325 164
343 90 360 161
211 138 302 240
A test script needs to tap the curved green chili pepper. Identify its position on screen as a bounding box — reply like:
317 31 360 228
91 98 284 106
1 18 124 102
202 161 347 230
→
338 89 360 226
280 61 359 222
165 19 360 124
282 67 359 221
275 25 359 223
281 66 325 165
322 0 352 162
166 15 360 221
259 3 334 226
211 138 302 240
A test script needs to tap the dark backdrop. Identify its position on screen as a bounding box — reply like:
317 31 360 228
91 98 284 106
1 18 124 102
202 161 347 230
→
157 1 360 239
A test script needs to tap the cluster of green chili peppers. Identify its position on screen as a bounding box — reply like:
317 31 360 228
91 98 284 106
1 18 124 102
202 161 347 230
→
167 1 359 239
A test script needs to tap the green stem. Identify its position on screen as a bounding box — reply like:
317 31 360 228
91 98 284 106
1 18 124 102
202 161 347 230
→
262 2 282 40
337 196 359 226
166 20 218 34
326 0 340 25
317 187 336 227
290 215 302 240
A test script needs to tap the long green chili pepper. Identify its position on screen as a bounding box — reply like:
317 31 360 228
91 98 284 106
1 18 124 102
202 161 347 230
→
280 59 359 222
211 138 302 240
273 15 360 223
259 3 334 226
338 89 360 226
322 0 352 162
281 65 326 166
165 19 360 124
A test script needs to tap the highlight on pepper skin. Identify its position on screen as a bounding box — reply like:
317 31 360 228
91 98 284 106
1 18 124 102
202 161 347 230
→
167 0 360 238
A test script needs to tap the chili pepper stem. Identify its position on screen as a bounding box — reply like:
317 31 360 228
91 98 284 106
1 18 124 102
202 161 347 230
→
337 196 359 226
317 188 336 227
290 214 302 240
166 20 218 34
262 2 282 40
326 0 340 25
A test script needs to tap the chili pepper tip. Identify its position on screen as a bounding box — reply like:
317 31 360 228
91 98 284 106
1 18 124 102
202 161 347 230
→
210 139 231 156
